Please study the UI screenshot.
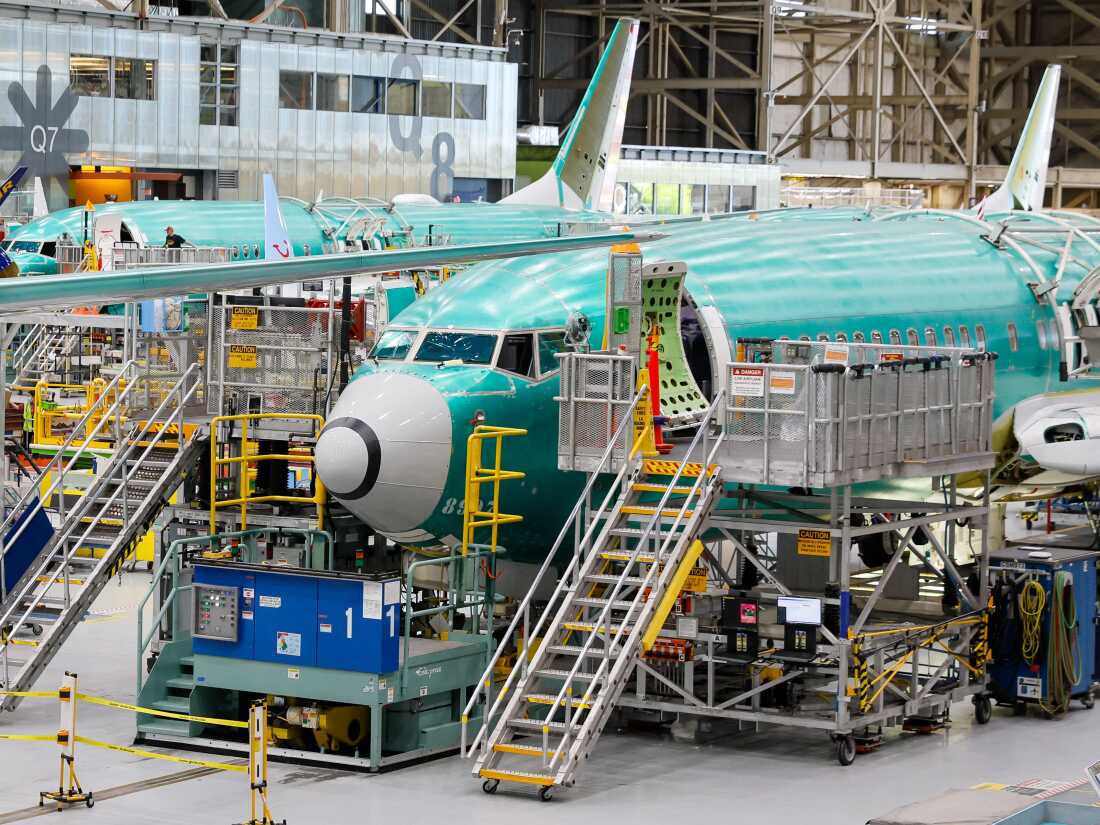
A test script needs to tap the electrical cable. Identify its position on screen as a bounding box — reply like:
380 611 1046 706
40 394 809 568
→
1041 570 1080 715
1018 579 1046 665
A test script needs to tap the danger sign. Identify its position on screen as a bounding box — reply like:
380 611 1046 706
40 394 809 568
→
730 366 765 396
797 528 832 557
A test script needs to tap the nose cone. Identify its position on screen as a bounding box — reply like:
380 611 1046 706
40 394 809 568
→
316 372 452 538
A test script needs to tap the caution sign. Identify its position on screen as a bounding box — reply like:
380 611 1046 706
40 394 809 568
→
769 370 797 395
797 528 832 557
228 345 258 369
881 351 904 363
730 366 765 396
230 306 259 330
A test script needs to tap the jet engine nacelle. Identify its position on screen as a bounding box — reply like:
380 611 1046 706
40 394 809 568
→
1014 390 1100 475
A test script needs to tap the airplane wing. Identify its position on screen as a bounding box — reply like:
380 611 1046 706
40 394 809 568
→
0 230 661 313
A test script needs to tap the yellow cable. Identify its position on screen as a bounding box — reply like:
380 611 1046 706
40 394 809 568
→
1019 579 1046 665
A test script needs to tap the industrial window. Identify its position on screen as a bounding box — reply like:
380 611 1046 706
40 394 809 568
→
279 70 313 110
943 326 955 346
1007 322 1019 352
871 330 883 343
352 75 385 114
497 333 536 378
906 328 919 346
889 329 901 344
114 58 155 101
852 331 865 343
707 185 731 214
959 325 971 347
422 80 453 118
200 45 238 126
924 327 937 346
731 186 756 211
387 78 418 116
455 83 486 119
798 335 810 341
70 55 111 97
687 185 705 215
537 330 567 375
316 74 350 112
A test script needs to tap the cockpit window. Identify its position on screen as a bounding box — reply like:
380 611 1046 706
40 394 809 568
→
537 331 567 375
415 331 496 364
9 241 40 253
498 333 535 378
371 328 417 360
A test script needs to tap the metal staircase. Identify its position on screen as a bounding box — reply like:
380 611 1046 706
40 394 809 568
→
0 362 202 709
9 324 78 388
463 387 725 798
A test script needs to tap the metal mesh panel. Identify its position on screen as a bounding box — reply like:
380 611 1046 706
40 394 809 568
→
557 352 636 473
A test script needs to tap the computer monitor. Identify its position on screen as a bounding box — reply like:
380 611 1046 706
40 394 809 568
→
777 595 822 626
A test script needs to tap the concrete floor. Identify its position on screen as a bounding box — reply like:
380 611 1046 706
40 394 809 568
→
1 538 1099 823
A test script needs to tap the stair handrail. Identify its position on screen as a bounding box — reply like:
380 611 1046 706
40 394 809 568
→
0 360 140 570
9 324 45 380
460 384 650 757
0 364 201 690
543 389 727 776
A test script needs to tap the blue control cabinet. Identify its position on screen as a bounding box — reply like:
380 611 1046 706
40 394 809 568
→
989 546 1097 707
192 563 399 675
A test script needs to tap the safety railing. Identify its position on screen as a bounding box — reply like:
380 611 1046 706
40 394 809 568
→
722 341 996 487
209 413 326 533
31 377 115 448
461 426 526 557
536 390 725 778
56 244 233 273
136 526 333 699
0 360 139 600
556 351 637 473
460 382 650 758
0 364 202 694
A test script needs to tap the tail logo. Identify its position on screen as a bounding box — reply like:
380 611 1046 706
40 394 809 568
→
271 240 290 258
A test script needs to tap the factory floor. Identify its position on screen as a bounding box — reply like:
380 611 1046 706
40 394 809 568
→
1 525 1098 824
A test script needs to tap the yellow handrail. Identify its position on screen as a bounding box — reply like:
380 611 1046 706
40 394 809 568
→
209 413 327 533
461 425 526 557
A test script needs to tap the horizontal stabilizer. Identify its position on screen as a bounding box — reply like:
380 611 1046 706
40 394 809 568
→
0 230 663 313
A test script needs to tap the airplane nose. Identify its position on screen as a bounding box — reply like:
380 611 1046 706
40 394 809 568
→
315 372 452 538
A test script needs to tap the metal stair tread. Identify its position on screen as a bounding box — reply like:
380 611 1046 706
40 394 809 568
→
508 717 570 732
164 677 195 691
572 596 635 610
152 695 191 713
584 573 647 586
533 668 599 682
524 693 593 709
547 644 621 658
478 767 555 786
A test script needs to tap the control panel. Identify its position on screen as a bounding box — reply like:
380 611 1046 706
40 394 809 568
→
193 583 239 642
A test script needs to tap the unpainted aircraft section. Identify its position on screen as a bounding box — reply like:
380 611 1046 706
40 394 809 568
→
1 16 1099 825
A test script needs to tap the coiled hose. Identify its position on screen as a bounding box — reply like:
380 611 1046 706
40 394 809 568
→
1043 571 1080 715
1018 579 1045 665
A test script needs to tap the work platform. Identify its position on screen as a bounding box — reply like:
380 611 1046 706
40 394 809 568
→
466 337 997 797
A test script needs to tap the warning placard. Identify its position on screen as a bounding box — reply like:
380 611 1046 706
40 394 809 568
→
230 306 259 330
880 351 904 363
797 528 832 557
823 343 849 365
730 366 765 396
228 344 257 369
769 370 797 395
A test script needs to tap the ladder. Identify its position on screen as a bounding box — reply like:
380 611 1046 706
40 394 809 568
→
0 363 203 709
465 388 725 798
10 325 78 387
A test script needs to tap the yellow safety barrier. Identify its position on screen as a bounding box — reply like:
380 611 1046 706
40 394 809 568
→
461 425 526 557
0 674 283 822
210 412 326 533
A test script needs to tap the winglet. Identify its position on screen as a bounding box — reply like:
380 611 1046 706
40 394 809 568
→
981 64 1061 213
502 18 638 211
263 173 293 260
0 165 27 210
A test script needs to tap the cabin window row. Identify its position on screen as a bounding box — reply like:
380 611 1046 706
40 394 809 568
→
70 55 156 101
278 71 487 120
808 322 1019 353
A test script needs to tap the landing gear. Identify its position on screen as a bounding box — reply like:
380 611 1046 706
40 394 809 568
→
481 779 499 795
835 734 856 766
973 695 993 725
538 786 554 802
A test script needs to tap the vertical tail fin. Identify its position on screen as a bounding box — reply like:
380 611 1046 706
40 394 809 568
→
0 165 27 210
981 64 1061 213
31 177 47 218
263 173 293 260
503 17 638 210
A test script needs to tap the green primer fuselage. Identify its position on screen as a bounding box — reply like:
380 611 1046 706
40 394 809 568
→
362 208 1098 563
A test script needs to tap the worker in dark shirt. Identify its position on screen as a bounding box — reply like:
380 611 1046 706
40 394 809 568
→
164 226 186 249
